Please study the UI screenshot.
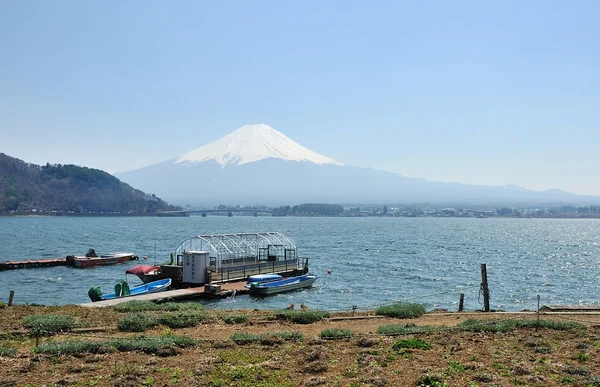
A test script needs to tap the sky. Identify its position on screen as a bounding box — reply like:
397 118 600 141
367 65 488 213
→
1 1 599 195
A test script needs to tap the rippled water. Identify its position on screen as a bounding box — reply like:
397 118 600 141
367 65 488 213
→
0 216 599 312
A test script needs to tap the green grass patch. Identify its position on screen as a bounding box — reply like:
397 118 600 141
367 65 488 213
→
392 338 432 351
117 312 158 332
274 310 330 324
113 300 204 312
513 319 584 331
458 319 585 333
108 335 197 353
220 349 269 365
23 314 75 336
207 364 294 387
32 340 109 355
376 303 426 319
224 315 248 324
0 346 17 357
158 311 208 328
377 323 440 336
274 331 303 341
230 331 304 345
32 335 197 355
417 374 448 387
320 328 354 339
230 332 264 344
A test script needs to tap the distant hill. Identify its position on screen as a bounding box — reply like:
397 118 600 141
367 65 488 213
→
117 123 600 206
0 153 178 214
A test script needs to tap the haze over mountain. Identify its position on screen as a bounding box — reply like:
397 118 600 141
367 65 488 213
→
116 124 600 207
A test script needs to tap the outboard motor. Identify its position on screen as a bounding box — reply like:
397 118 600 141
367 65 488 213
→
88 287 102 302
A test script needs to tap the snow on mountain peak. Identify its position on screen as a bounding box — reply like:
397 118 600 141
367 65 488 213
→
175 124 343 167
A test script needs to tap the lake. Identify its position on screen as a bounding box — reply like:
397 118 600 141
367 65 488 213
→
0 216 599 312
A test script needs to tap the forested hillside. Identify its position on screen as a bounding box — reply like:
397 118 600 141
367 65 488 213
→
0 153 178 214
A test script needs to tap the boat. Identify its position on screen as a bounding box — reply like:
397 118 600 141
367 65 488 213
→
245 273 319 296
126 264 161 283
88 278 172 302
66 249 138 268
246 273 282 285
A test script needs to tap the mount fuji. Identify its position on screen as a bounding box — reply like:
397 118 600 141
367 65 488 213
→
116 124 599 206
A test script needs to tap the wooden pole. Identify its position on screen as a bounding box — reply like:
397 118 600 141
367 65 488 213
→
8 290 14 306
481 264 490 312
458 293 464 312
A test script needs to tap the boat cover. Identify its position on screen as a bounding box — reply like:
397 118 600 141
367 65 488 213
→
126 265 159 275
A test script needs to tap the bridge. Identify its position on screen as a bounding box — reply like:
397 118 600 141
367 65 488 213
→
157 208 274 217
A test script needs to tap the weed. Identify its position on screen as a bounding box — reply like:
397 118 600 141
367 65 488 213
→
377 323 439 335
32 335 196 355
446 360 464 374
417 374 448 387
23 314 75 336
274 310 330 324
376 303 426 319
575 352 590 362
33 340 108 355
113 300 204 312
108 335 197 353
158 311 207 328
558 375 575 383
0 346 17 357
220 349 268 365
230 332 264 344
117 312 158 332
224 315 248 324
230 331 303 344
274 331 303 341
458 319 585 333
320 328 354 339
392 338 432 351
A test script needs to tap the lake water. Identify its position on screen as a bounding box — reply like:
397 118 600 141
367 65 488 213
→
0 216 599 312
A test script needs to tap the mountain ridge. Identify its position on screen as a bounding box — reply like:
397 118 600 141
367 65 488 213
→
0 153 178 214
115 124 600 206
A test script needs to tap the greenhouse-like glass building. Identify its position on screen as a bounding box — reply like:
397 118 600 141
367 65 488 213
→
174 232 307 283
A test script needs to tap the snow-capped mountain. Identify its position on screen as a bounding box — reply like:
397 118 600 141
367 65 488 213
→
116 124 600 206
175 124 342 167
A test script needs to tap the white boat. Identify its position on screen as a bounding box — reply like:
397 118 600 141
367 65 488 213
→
245 273 319 296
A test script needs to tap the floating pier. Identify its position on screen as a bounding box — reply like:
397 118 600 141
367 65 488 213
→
0 258 68 271
81 281 249 307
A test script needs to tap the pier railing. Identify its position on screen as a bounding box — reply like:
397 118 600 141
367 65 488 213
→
208 257 308 283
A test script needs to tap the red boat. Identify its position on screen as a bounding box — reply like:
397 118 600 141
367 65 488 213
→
66 249 138 268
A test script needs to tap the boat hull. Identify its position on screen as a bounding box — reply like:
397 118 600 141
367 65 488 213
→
68 253 138 268
98 278 172 301
247 274 319 296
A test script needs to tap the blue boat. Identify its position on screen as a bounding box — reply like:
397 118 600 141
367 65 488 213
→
88 278 172 302
246 273 282 285
245 273 319 296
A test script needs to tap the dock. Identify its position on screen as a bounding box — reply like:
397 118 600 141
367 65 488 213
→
81 281 249 307
0 258 68 271
540 305 600 312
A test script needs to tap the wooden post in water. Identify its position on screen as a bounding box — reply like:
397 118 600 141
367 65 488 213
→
458 293 464 312
481 264 490 312
8 290 14 306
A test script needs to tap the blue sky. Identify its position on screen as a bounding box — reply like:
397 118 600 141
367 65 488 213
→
1 1 599 195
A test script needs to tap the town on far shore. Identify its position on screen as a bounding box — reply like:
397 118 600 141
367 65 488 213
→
175 203 600 219
4 203 600 219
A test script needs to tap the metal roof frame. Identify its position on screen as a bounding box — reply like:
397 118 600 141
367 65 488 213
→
174 232 297 264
